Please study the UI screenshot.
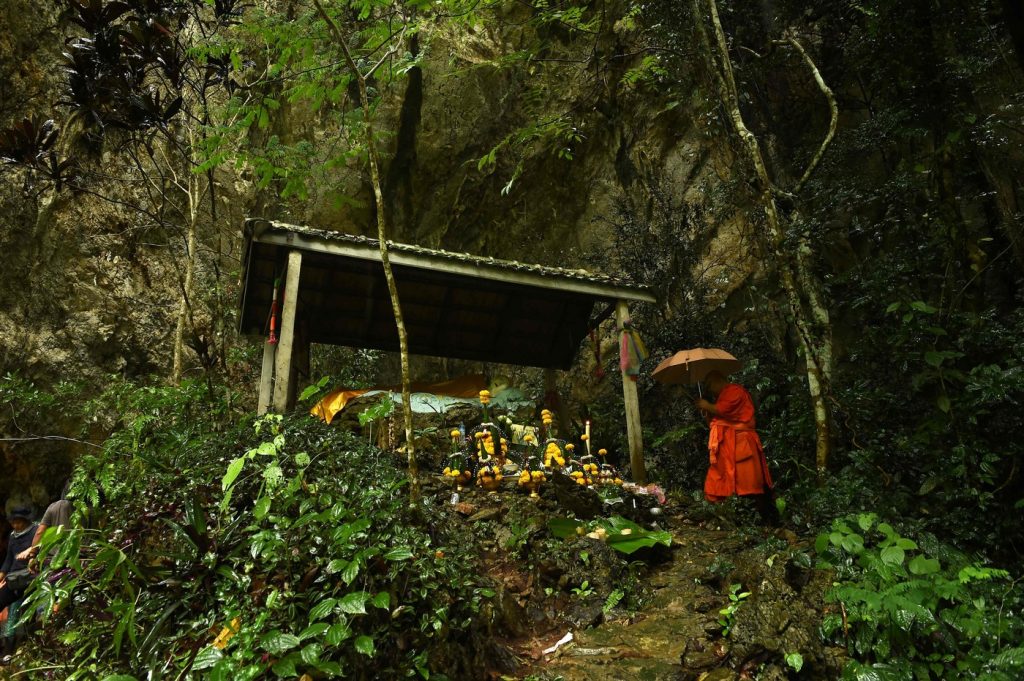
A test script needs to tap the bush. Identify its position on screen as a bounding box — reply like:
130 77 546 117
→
22 384 491 680
816 513 1024 680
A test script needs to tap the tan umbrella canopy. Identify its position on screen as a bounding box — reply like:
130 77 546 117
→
652 348 742 385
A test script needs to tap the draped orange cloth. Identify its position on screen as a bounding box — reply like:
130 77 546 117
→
704 383 774 502
311 374 489 424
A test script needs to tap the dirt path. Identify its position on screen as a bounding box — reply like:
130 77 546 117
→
535 519 750 680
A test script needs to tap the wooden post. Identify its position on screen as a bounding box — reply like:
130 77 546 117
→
616 300 646 484
290 319 310 408
273 250 302 412
257 340 276 415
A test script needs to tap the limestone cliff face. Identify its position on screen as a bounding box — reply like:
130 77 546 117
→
2 0 1021 415
0 4 750 395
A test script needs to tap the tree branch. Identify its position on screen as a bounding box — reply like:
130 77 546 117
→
786 34 838 193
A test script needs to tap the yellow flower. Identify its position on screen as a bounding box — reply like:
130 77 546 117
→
565 444 575 452
598 448 608 456
580 434 589 441
450 429 461 439
524 433 536 443
443 467 451 475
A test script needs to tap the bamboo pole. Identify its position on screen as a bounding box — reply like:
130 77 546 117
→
312 0 419 501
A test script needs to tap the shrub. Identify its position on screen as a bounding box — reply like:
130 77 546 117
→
22 386 491 680
816 514 1024 680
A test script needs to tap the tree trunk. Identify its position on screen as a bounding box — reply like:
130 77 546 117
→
172 167 200 386
313 0 419 502
697 0 835 475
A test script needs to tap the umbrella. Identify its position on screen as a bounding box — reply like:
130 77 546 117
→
651 348 742 391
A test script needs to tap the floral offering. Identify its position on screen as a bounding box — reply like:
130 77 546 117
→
476 459 503 492
442 451 473 491
517 455 546 498
566 457 593 486
543 439 566 469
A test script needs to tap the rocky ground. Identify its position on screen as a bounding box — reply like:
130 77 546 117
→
421 473 846 680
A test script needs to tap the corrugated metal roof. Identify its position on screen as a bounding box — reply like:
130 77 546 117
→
238 218 654 369
250 219 646 292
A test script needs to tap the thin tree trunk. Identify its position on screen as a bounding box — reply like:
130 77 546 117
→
172 165 200 385
697 0 835 474
313 0 419 502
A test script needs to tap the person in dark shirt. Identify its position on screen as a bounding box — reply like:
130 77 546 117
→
0 507 37 614
17 481 72 564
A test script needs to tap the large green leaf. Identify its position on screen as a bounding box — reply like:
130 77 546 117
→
190 646 223 671
908 555 941 575
880 545 905 566
253 496 271 520
261 630 301 655
337 591 370 614
309 598 337 621
354 635 375 656
340 559 360 585
325 621 351 646
546 516 672 555
221 457 245 491
548 516 583 539
384 547 414 561
271 653 299 677
299 622 329 640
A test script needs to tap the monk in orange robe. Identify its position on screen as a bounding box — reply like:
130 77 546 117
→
694 371 777 522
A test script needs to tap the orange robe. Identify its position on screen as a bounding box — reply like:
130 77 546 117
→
704 383 773 502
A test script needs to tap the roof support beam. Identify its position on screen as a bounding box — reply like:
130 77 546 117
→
617 299 646 484
257 339 276 415
273 250 303 412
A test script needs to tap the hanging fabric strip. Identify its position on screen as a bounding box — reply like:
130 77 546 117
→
267 277 281 344
618 322 648 377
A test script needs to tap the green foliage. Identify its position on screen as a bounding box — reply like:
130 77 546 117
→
816 514 1023 679
358 395 395 427
717 583 750 638
22 382 491 679
603 588 625 614
547 516 672 554
785 651 804 672
570 580 595 599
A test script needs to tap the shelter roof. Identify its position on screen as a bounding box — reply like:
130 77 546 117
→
238 219 655 369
